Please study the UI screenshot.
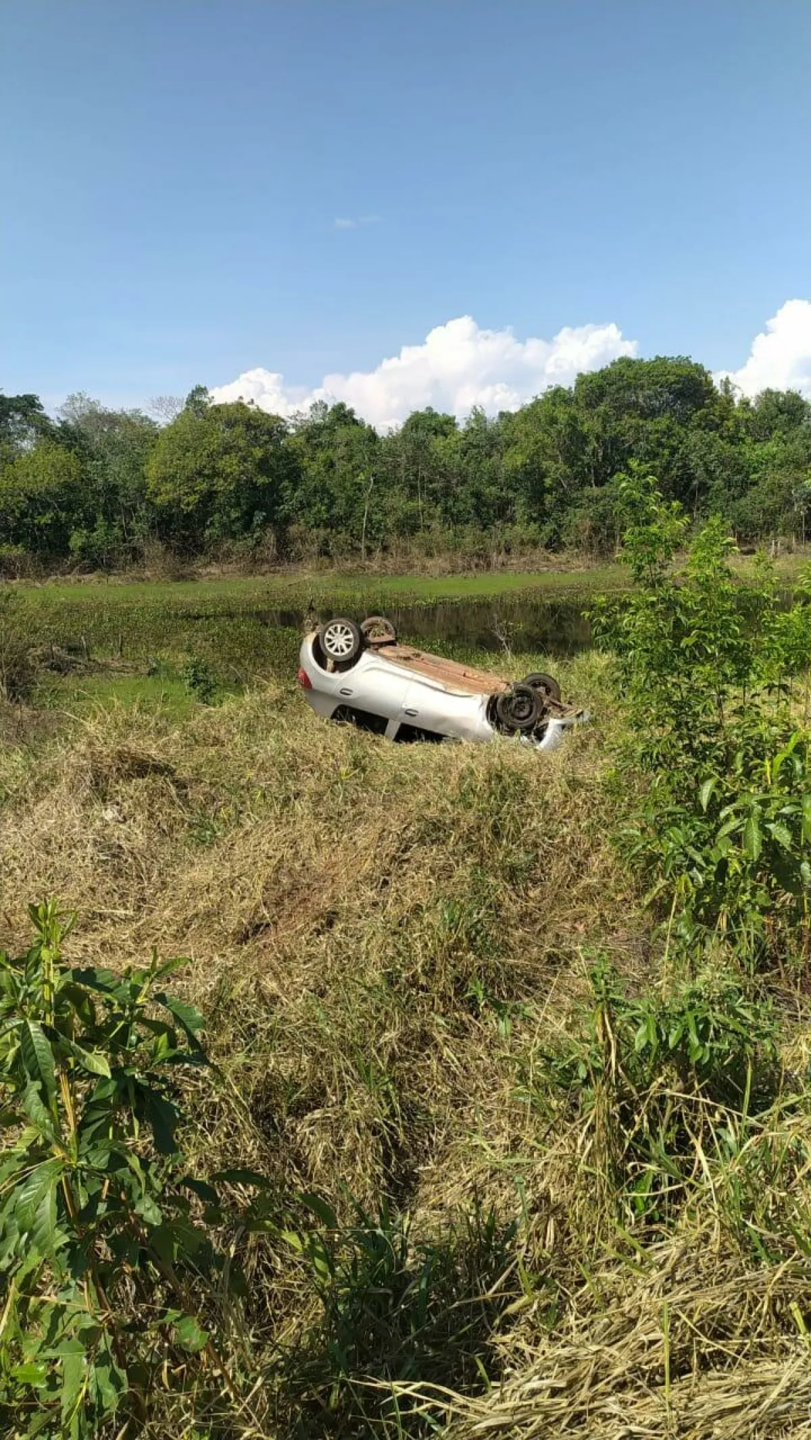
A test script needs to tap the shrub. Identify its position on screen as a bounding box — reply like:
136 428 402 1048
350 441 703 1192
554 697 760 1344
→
590 473 811 963
0 902 242 1438
182 653 218 704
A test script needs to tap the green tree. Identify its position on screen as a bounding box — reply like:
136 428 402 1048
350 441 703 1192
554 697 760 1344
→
0 440 85 558
0 393 54 463
146 400 295 552
58 394 159 564
286 402 381 554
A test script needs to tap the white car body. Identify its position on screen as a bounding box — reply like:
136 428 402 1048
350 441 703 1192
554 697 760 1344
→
297 630 586 752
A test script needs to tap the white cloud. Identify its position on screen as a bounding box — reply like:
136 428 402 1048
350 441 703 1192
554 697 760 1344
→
716 300 811 399
333 214 382 230
209 315 638 429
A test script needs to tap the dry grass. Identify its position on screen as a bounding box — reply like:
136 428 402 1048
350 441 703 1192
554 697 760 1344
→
423 1241 811 1438
2 656 811 1437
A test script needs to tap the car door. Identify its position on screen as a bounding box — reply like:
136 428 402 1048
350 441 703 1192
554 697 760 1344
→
399 676 490 743
397 677 454 739
334 652 411 736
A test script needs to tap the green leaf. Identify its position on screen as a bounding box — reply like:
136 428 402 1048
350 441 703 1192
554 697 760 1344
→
156 994 204 1039
20 1021 56 1104
743 814 762 862
59 983 96 1028
91 1354 126 1413
60 1349 84 1425
173 1315 209 1354
32 1179 58 1256
12 1363 49 1387
213 1167 273 1189
140 1088 179 1154
21 1080 59 1142
179 1175 219 1204
802 794 811 844
699 777 717 812
300 1192 338 1229
133 1193 163 1227
767 822 794 852
16 1158 63 1237
67 1043 111 1079
151 956 188 983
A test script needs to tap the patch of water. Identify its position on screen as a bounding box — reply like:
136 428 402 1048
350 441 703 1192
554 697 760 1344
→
260 597 592 656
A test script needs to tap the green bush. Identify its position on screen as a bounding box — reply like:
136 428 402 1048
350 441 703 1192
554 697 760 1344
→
182 653 218 704
591 473 811 963
0 903 241 1438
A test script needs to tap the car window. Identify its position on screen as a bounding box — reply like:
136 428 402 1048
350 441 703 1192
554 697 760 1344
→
393 722 447 744
331 704 388 735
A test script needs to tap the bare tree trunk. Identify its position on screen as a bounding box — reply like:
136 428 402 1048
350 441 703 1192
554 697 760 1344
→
360 473 375 563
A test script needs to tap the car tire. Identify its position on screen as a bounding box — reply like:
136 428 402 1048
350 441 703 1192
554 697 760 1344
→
496 683 541 734
361 615 398 644
522 671 562 703
318 617 363 666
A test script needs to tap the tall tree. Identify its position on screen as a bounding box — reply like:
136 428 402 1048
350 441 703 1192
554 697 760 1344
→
146 400 295 551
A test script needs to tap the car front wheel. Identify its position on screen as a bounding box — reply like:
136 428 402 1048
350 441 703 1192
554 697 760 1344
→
521 671 562 703
319 617 363 666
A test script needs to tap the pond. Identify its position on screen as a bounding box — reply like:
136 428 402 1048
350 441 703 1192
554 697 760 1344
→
262 596 593 657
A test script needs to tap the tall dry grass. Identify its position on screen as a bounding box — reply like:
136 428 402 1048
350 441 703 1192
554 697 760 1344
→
2 656 810 1436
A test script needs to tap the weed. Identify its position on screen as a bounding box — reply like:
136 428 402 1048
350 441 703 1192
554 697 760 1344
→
0 902 244 1439
520 958 782 1226
280 1197 518 1436
0 593 35 702
182 653 218 704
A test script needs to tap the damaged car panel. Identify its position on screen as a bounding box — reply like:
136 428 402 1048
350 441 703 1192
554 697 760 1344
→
297 615 588 751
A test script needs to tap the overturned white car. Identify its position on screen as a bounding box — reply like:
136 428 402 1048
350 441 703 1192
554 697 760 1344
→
297 615 587 751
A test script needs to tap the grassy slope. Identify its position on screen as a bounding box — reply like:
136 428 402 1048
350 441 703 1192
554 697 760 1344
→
2 652 811 1436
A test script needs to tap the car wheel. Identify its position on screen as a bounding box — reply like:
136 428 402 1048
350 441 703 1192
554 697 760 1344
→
361 615 398 644
496 683 541 733
522 671 562 703
319 617 363 665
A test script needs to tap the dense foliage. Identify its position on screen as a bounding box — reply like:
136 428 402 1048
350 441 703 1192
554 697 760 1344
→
1 355 810 571
591 473 811 964
0 903 238 1437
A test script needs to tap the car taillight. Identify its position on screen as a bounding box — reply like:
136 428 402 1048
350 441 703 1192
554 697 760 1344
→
297 667 313 690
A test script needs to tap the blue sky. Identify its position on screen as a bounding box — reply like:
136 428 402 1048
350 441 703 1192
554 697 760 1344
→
2 0 810 421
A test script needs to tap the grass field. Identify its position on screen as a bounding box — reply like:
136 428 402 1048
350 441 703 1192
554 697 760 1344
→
11 547 811 610
11 563 627 621
3 621 811 1435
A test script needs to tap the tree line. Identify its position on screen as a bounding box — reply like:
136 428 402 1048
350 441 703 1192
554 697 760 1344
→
1 356 810 572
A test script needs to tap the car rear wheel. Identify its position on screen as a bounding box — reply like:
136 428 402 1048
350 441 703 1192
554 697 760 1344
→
521 671 562 703
319 617 363 665
361 615 397 644
495 683 541 733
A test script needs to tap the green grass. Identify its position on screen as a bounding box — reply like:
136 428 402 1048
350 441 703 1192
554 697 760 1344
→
36 670 201 720
11 547 811 611
12 564 626 612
